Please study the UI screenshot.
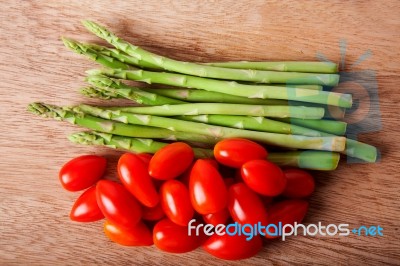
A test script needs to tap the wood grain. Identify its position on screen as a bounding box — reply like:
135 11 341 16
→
0 0 399 265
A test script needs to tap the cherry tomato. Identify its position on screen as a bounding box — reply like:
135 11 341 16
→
96 180 142 229
104 220 153 246
241 160 286 196
203 209 230 226
118 153 159 207
149 142 194 180
189 159 227 214
282 169 315 198
265 199 309 239
153 218 203 253
161 180 194 226
178 162 194 187
223 178 236 188
142 202 165 221
228 183 268 225
203 232 263 260
69 186 104 222
214 138 268 168
59 155 106 191
203 158 219 169
136 153 153 165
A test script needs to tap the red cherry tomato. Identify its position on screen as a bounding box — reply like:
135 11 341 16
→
203 232 263 260
228 183 268 225
69 186 104 222
59 155 106 191
161 180 194 226
142 202 165 221
178 162 194 187
189 159 227 214
118 153 159 207
214 138 268 168
265 199 309 239
136 153 153 165
149 142 194 180
223 178 236 188
153 218 203 253
241 160 287 196
282 169 315 198
203 209 230 226
203 158 219 169
96 180 142 229
104 220 153 246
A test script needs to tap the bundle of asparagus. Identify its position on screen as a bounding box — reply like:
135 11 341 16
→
28 20 378 171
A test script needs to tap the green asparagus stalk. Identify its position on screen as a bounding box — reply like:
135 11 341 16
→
85 75 185 105
68 131 213 158
87 68 352 108
69 131 340 170
80 86 121 100
77 104 346 152
178 115 376 162
274 118 347 135
204 61 338 73
108 103 325 119
82 20 340 86
27 102 219 144
267 151 340 170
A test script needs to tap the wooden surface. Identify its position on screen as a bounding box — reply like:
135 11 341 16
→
1 1 399 265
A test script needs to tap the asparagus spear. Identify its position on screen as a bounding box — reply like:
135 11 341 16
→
204 61 338 73
274 118 347 135
87 68 352 108
267 151 340 170
77 104 346 152
85 75 185 105
69 131 340 170
27 102 219 144
83 76 345 119
179 115 376 162
68 131 213 158
107 103 325 119
82 20 340 86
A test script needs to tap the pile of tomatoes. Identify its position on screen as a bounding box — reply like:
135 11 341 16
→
60 138 315 260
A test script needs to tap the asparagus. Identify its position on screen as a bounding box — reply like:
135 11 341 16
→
87 68 352 108
80 86 121 100
77 104 346 152
82 20 340 86
178 115 376 162
267 151 340 170
108 103 325 119
69 131 340 170
274 118 347 135
204 61 338 73
68 131 213 158
27 102 219 144
86 75 185 105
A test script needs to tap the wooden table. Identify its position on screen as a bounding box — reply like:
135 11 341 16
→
1 1 399 265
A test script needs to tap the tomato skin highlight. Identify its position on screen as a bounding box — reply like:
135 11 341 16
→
70 186 104 222
161 180 194 226
282 169 315 198
59 155 106 191
153 218 203 253
189 159 228 214
104 220 153 246
149 142 194 180
265 199 309 239
203 232 263 260
96 180 142 229
241 160 287 196
118 153 159 207
214 138 268 168
228 183 268 225
142 202 165 221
